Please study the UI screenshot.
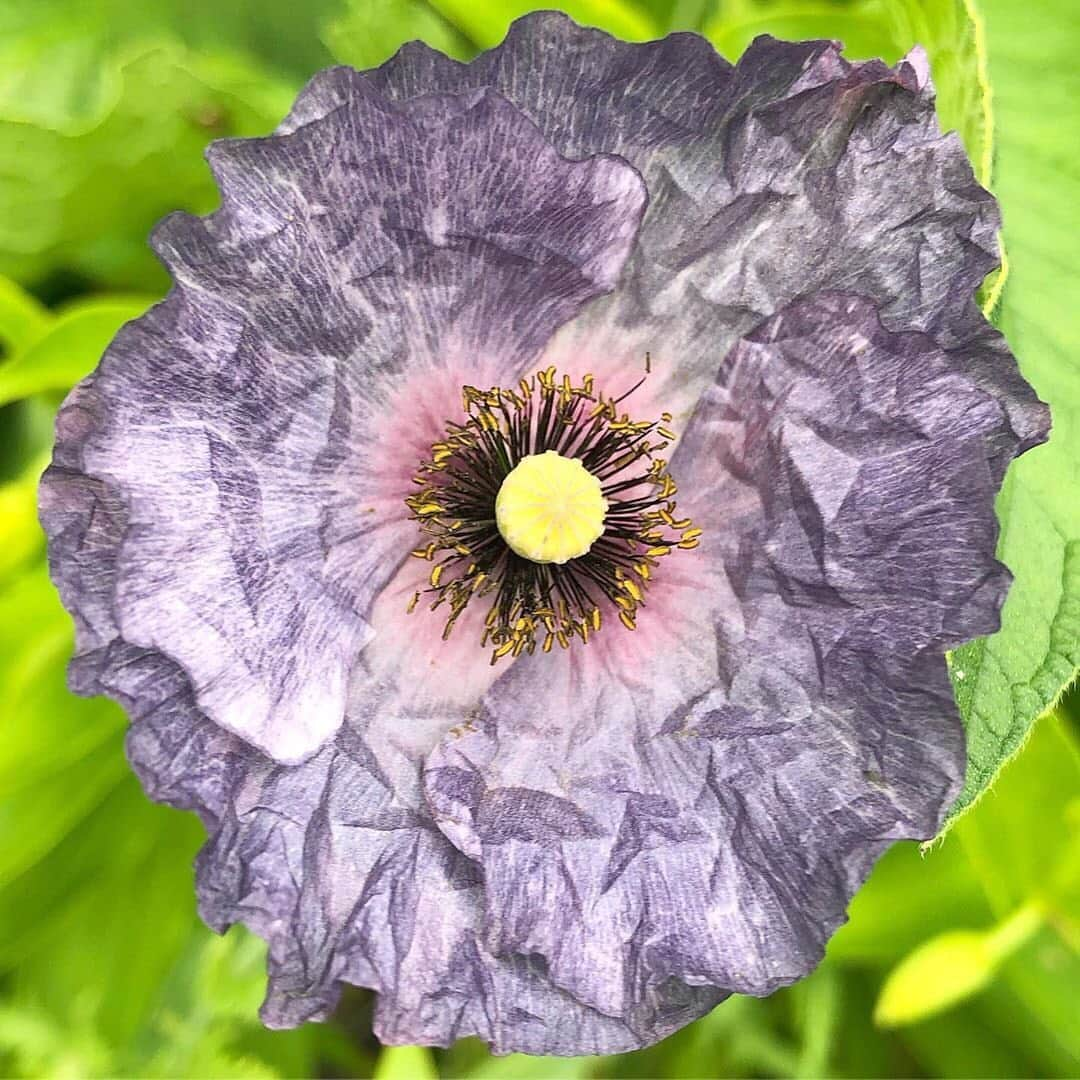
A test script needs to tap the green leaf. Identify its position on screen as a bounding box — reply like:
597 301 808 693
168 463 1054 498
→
875 905 1042 1027
0 1001 114 1078
0 397 54 484
468 1051 599 1079
790 965 840 1078
0 277 49 356
0 27 293 291
891 996 1036 1079
941 0 1080 826
323 0 475 68
885 0 994 184
0 296 153 407
194 930 269 1023
861 714 1080 1058
0 0 341 85
374 1045 440 1080
426 0 659 48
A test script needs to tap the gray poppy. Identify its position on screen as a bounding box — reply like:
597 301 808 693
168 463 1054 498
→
40 12 1048 1056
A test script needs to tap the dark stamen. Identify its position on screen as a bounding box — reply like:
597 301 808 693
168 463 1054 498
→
404 366 698 662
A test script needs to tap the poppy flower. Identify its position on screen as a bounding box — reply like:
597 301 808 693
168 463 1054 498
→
40 12 1048 1056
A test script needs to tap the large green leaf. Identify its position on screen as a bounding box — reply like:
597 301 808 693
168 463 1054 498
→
706 0 901 67
943 0 1080 824
373 1046 439 1080
0 452 47 584
0 568 128 888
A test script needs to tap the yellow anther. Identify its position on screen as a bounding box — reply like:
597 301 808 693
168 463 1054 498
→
492 640 516 662
495 451 608 565
407 364 696 660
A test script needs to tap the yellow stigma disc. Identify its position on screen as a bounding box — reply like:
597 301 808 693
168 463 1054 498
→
495 450 607 564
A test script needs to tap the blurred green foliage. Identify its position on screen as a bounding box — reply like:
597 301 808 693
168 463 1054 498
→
0 0 1076 1077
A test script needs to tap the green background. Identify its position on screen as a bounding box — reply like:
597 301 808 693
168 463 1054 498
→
0 1 1077 1077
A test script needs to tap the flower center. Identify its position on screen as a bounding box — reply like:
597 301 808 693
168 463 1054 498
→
404 366 700 663
495 450 607 564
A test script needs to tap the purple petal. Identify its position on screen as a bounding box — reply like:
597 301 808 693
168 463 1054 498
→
42 86 645 763
293 16 1039 436
38 13 1051 1059
423 292 1031 1024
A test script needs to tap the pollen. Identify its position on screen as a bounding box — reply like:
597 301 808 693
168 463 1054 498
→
404 363 698 662
495 451 607 564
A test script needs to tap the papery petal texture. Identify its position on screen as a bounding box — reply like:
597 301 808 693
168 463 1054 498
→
44 83 646 764
424 292 1013 1013
40 11 1049 1058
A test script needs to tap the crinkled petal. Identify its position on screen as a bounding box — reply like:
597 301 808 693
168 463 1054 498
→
295 15 1045 446
42 85 646 763
38 12 1052 1060
182 713 724 1052
423 292 1031 1022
